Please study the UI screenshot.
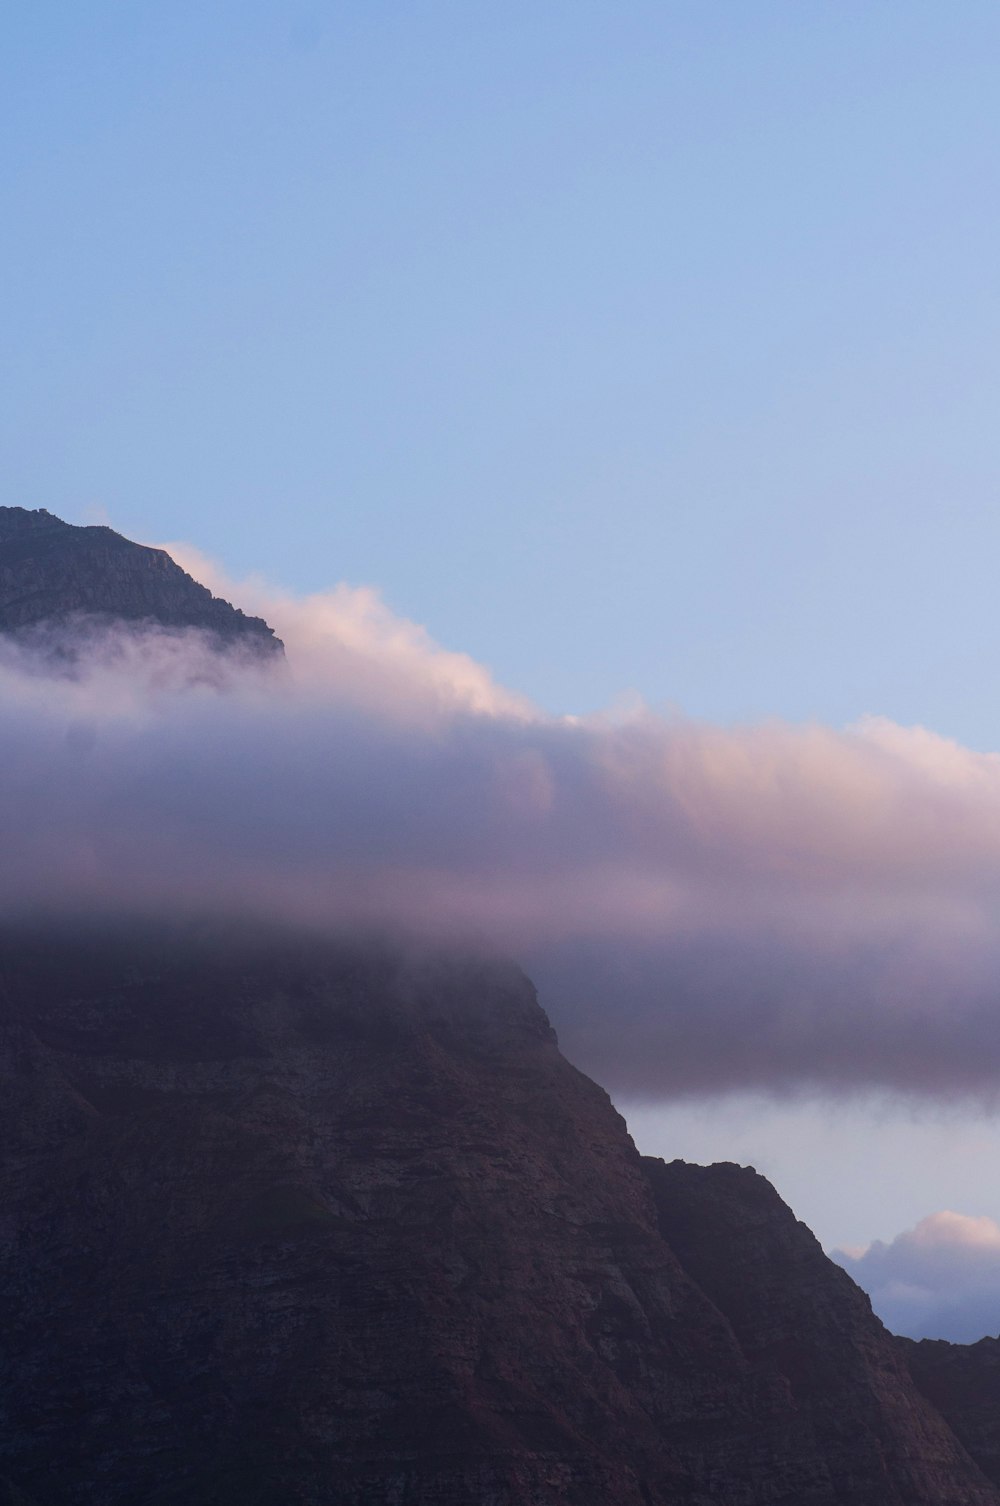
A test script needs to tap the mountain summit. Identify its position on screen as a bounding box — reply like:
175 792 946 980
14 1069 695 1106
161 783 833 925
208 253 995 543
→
0 507 281 653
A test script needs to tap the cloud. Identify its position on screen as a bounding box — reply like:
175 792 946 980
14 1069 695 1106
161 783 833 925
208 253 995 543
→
832 1212 1000 1342
166 543 534 721
7 552 1000 1100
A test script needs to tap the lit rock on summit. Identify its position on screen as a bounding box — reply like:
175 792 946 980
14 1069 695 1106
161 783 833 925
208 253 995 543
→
0 507 282 654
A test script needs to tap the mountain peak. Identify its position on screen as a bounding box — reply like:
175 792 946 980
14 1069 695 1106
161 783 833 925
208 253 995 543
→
0 507 282 654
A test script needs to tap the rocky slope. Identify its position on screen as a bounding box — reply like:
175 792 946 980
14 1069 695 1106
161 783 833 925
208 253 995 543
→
902 1336 1000 1491
1 921 997 1506
646 1159 999 1503
0 508 281 654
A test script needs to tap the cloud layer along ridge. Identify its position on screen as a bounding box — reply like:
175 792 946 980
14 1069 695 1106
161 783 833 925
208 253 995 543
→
6 550 1000 1102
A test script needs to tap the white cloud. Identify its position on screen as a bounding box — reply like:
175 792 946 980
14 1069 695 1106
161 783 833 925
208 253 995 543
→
9 551 1000 1101
832 1212 1000 1341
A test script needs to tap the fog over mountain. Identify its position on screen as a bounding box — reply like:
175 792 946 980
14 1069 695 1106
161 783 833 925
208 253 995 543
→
5 513 1000 1104
0 507 280 653
5 510 1000 1501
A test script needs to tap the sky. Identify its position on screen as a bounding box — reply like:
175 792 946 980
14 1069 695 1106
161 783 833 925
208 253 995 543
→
5 2 1000 1338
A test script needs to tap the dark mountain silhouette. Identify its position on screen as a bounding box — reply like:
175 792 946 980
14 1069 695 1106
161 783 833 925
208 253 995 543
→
0 512 997 1503
901 1337 1000 1492
0 507 281 654
1 921 998 1505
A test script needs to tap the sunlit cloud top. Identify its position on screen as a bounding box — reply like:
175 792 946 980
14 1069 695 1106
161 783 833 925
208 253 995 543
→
6 552 1000 1103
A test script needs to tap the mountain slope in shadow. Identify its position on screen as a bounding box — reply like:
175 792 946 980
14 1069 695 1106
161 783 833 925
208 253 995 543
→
0 922 996 1505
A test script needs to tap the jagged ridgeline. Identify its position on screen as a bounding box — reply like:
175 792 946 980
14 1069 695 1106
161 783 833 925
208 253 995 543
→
0 507 282 654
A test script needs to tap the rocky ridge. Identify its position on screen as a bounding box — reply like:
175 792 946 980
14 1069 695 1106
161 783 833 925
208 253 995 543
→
0 507 281 654
901 1336 1000 1492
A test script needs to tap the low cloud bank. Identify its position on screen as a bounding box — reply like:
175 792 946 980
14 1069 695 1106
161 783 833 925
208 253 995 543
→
832 1212 1000 1342
5 553 1000 1100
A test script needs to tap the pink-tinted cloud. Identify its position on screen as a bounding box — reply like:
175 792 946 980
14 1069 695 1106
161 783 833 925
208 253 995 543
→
832 1212 1000 1341
6 557 1000 1100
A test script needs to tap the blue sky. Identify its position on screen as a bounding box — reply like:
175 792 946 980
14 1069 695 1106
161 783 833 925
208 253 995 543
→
6 2 1000 739
7 3 1000 1329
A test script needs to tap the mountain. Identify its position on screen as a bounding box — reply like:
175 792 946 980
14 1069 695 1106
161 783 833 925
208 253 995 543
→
1 921 998 1506
0 507 281 654
1 511 998 1503
901 1337 1000 1492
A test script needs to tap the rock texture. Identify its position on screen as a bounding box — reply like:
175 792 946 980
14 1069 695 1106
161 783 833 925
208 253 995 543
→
1 922 998 1506
0 508 281 654
902 1336 1000 1491
645 1159 1000 1503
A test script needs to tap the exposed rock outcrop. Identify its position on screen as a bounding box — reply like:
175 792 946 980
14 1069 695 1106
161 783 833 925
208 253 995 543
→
0 508 281 654
645 1157 997 1503
0 922 997 1505
902 1335 1000 1490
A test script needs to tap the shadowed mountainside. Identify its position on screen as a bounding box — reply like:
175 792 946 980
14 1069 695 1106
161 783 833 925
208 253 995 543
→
0 507 281 654
901 1336 1000 1492
0 922 998 1506
1 510 998 1502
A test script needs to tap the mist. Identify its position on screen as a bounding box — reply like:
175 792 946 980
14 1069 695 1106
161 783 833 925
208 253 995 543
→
5 556 1000 1102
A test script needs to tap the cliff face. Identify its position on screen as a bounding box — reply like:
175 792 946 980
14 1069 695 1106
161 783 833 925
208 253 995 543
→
0 508 281 654
1 510 996 1502
1 923 997 1506
645 1159 1000 1504
902 1336 1000 1491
